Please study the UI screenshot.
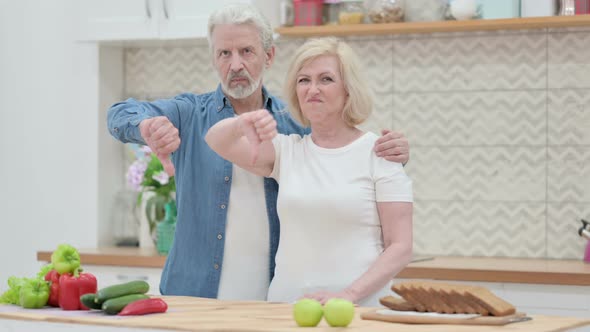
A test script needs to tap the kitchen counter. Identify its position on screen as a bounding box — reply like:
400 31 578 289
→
1 296 589 332
37 248 590 286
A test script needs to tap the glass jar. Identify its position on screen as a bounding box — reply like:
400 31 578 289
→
404 0 447 22
294 0 324 26
280 0 295 26
367 0 405 23
323 0 341 25
339 0 365 24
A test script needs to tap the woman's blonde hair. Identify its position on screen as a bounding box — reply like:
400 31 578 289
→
283 37 373 127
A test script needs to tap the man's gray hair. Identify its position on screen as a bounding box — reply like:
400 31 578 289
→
207 4 274 53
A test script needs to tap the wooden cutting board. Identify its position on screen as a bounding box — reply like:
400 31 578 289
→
362 309 531 326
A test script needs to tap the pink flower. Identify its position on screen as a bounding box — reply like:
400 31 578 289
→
152 171 170 185
126 160 147 192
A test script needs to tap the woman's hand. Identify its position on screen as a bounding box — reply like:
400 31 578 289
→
237 109 277 165
301 289 357 305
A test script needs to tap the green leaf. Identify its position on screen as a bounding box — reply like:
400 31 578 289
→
36 264 54 280
0 277 25 305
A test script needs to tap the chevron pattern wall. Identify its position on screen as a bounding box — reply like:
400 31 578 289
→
124 28 590 260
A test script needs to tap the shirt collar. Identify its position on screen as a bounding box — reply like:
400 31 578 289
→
214 84 274 113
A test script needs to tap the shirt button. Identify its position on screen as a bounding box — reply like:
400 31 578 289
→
224 176 230 182
220 204 226 209
217 106 222 111
214 264 219 270
217 234 223 240
113 127 119 133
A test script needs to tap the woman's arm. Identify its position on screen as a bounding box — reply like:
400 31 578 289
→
343 202 413 303
205 109 277 177
303 202 413 304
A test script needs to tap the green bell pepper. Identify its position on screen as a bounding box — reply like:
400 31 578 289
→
51 244 81 274
19 278 49 309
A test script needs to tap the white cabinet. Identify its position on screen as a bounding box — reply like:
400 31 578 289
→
75 0 274 41
76 0 158 41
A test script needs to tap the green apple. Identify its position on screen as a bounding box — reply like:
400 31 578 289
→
323 298 355 327
293 298 323 327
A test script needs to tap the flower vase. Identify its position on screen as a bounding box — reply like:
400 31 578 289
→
139 192 172 249
156 201 177 255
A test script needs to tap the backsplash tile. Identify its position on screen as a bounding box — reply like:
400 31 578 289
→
126 47 218 99
407 147 546 201
392 33 546 92
348 38 395 135
548 31 590 89
547 203 590 259
548 146 590 203
124 29 590 260
548 89 590 145
393 91 546 146
414 201 546 258
263 38 306 99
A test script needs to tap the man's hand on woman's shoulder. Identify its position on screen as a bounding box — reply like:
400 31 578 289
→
374 129 410 165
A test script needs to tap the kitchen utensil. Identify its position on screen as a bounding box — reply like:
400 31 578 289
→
578 219 590 263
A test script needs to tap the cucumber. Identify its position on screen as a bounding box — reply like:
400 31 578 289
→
101 294 150 315
96 280 150 302
80 293 102 310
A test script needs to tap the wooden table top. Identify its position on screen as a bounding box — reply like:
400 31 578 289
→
1 296 589 332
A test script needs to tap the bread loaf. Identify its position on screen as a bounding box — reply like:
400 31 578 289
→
379 296 416 311
386 281 516 316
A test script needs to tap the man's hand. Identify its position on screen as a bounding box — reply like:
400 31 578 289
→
237 109 277 165
139 116 180 176
374 129 409 165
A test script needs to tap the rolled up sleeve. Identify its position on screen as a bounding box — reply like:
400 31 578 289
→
107 98 152 144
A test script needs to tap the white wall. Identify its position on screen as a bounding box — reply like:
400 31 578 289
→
0 0 99 285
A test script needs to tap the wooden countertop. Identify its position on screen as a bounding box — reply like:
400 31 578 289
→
1 296 589 331
37 248 590 286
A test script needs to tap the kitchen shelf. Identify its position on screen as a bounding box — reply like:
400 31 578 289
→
275 15 590 37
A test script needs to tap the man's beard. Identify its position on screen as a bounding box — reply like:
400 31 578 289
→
220 68 264 99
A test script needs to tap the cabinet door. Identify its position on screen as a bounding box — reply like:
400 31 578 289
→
76 0 159 41
158 0 252 39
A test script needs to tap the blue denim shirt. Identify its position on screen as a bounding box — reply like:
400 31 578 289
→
107 85 309 298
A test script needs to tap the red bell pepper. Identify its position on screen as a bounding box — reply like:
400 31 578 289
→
58 268 97 310
44 270 60 307
118 298 168 316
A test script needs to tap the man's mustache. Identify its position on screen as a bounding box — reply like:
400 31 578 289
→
227 71 253 82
